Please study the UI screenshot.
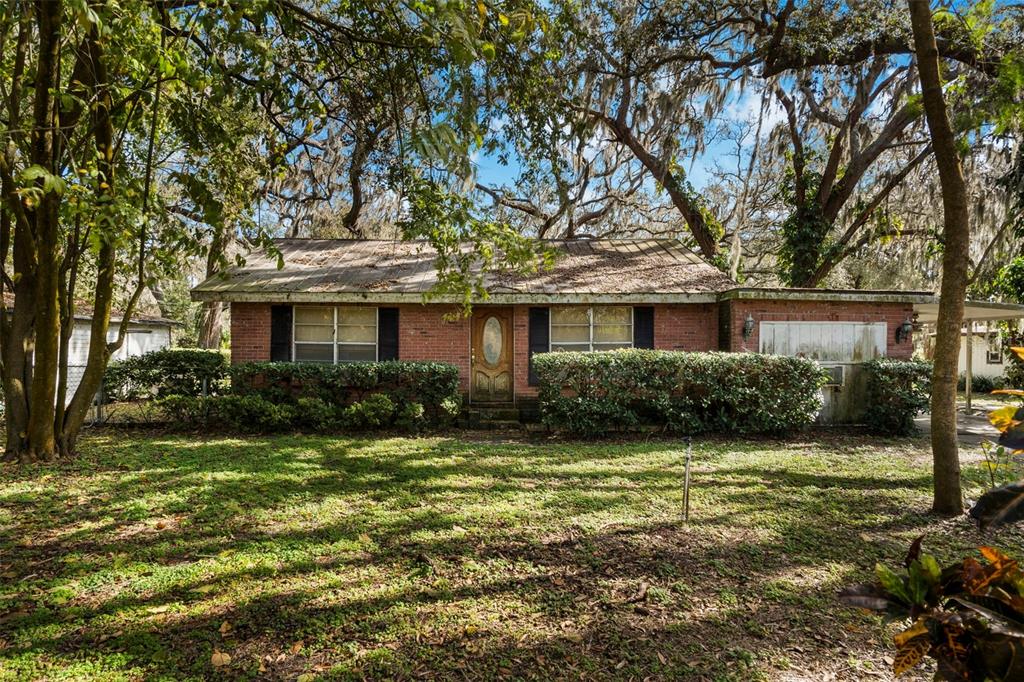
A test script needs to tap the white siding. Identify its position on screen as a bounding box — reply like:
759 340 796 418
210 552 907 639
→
65 321 172 404
958 334 1005 379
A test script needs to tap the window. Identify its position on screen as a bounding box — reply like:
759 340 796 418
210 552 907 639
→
550 306 632 352
293 306 377 363
987 335 1004 365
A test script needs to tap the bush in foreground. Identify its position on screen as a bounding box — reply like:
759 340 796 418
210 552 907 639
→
534 349 828 437
863 359 932 436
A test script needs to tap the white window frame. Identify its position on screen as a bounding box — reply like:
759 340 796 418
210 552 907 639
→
292 306 379 363
987 335 1003 365
549 306 634 352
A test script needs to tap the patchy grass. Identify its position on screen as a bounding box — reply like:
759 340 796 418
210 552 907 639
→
0 430 1019 681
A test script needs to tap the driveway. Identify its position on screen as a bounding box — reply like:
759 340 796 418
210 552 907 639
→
914 397 1003 448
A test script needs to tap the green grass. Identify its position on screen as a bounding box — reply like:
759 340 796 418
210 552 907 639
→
0 430 1019 680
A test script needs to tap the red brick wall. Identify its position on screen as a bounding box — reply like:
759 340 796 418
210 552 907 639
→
723 299 915 359
653 303 718 352
397 304 471 393
227 299 915 396
229 302 271 364
513 303 718 400
513 305 533 399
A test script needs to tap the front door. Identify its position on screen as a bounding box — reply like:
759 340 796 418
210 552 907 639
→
471 307 513 402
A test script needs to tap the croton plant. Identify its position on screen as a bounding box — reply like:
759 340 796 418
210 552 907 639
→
840 348 1024 681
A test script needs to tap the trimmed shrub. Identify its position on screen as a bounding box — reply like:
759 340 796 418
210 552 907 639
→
156 361 459 433
296 397 340 431
229 361 460 426
343 394 396 430
957 373 1007 394
155 394 298 433
105 349 228 400
534 349 828 437
395 401 426 432
864 359 932 436
155 394 211 425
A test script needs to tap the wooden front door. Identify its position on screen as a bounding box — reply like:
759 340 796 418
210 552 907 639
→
471 307 513 402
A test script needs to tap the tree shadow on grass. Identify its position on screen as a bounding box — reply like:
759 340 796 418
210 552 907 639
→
1 431 1016 680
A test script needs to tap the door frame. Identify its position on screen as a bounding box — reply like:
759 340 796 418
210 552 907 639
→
469 305 515 404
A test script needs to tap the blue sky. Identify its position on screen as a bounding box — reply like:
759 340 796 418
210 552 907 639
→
471 86 785 196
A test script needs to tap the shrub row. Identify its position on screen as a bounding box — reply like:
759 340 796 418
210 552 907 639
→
863 359 932 436
534 349 828 437
957 373 1008 394
157 392 437 433
104 348 229 401
228 361 461 425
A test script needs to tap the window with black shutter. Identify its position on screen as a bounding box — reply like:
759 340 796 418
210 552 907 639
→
270 305 292 361
378 308 399 360
633 306 654 348
527 307 549 386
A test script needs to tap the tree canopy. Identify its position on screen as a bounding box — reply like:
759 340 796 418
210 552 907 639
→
1 0 1023 461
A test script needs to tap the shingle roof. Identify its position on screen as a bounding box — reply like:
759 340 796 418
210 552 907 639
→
191 238 737 303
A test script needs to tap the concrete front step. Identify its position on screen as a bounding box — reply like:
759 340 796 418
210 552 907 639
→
466 405 522 428
471 419 524 431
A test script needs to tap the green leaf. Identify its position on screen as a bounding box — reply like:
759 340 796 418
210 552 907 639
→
876 562 910 603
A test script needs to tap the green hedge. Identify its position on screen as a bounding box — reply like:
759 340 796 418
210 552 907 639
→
104 348 229 400
864 359 932 436
155 392 439 433
227 361 461 427
534 350 828 437
957 373 1007 394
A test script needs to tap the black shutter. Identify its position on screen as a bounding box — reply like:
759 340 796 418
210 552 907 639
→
270 305 292 361
528 307 550 386
378 307 399 360
633 306 654 349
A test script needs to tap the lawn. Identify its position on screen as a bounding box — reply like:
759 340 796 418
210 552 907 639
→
0 430 1019 681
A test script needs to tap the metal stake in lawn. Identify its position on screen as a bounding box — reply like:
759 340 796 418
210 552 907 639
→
683 437 692 523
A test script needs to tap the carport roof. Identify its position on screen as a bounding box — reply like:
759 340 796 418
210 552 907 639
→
914 300 1024 323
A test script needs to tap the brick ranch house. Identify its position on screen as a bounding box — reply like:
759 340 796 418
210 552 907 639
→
192 238 940 422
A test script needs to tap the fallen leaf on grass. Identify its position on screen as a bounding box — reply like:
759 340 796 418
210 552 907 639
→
211 649 231 667
219 621 232 635
289 641 303 655
146 605 170 614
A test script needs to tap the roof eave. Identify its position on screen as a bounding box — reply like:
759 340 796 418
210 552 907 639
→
190 289 722 304
719 287 937 304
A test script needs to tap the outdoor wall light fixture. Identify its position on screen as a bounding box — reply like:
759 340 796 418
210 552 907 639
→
742 314 755 340
895 318 914 344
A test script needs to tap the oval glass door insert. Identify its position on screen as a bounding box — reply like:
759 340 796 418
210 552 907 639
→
482 316 502 365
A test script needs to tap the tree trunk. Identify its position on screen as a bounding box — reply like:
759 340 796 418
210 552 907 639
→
198 302 224 349
908 0 968 516
59 26 120 455
22 0 64 462
198 227 229 348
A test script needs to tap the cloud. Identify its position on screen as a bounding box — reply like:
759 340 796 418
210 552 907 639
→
723 88 786 131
